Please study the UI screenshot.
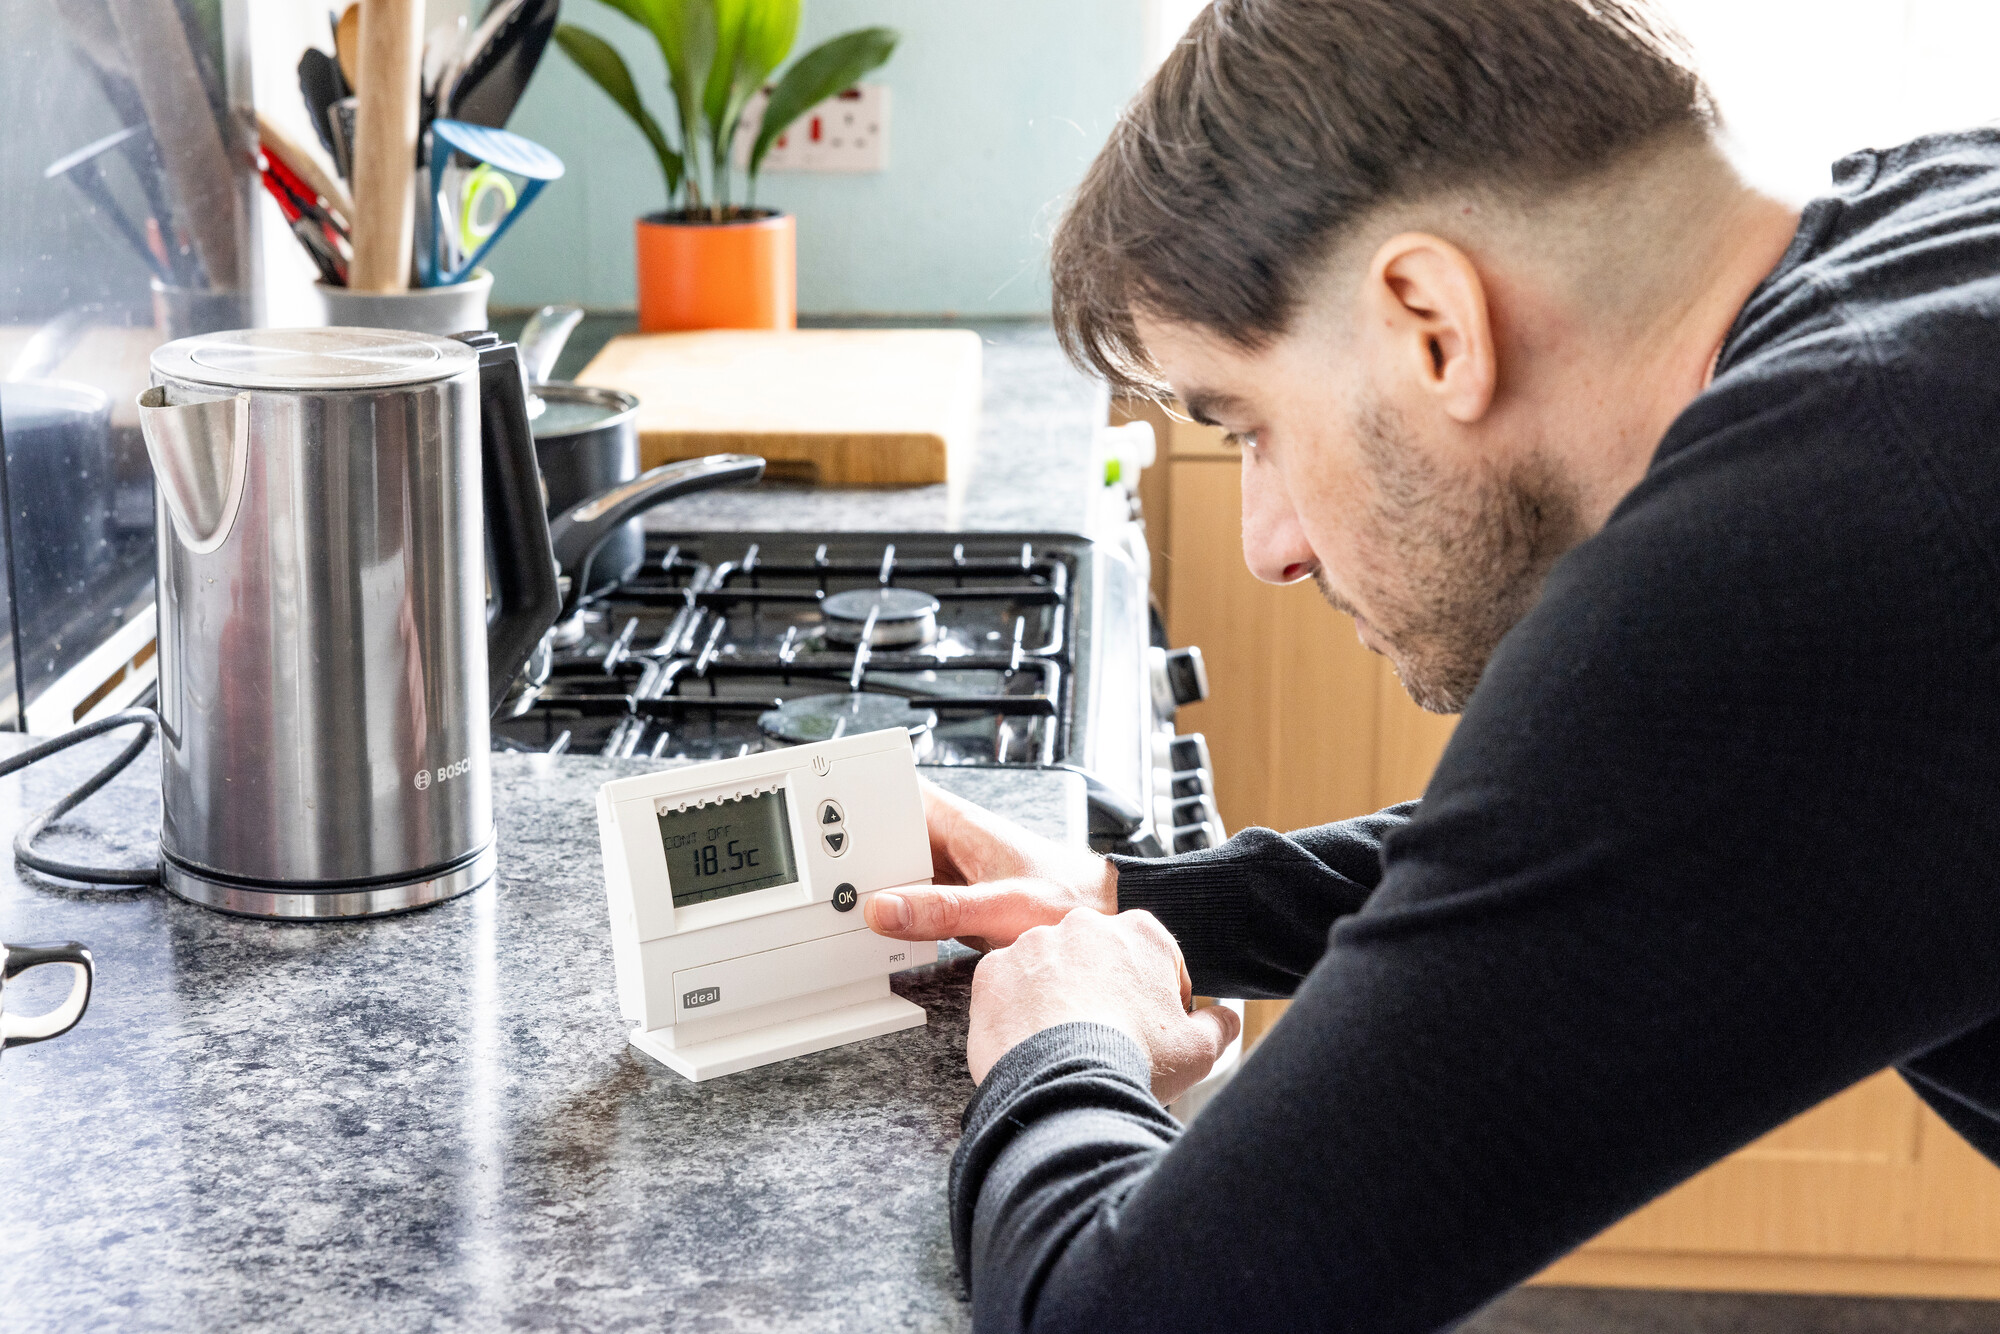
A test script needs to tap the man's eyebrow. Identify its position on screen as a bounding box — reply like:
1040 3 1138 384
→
1181 390 1248 428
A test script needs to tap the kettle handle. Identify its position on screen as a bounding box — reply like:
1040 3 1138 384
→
455 333 563 715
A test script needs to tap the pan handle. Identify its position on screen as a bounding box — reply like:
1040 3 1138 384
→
548 454 765 617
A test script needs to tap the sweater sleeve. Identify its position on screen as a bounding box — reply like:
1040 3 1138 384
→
949 1021 1177 1315
1109 802 1417 998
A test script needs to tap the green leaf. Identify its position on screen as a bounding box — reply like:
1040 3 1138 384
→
750 26 897 177
738 0 801 78
654 0 718 197
702 0 750 134
702 0 799 194
554 24 684 200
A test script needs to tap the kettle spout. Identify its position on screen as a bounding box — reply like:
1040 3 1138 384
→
137 386 249 555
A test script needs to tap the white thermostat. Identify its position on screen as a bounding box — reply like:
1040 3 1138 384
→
598 728 937 1081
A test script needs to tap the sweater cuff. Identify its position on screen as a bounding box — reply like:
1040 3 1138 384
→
1111 845 1256 994
962 1021 1151 1140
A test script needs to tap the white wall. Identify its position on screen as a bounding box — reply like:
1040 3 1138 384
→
1663 0 2000 201
254 1 2000 318
492 0 1151 316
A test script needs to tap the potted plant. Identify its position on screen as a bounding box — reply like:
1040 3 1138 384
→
555 1 897 331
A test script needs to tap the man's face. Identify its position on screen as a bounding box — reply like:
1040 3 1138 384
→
1137 313 1586 714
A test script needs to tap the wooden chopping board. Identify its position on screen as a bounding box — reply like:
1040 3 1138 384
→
576 329 983 486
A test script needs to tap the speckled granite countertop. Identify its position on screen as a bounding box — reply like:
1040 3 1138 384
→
0 738 1085 1331
0 317 1115 1330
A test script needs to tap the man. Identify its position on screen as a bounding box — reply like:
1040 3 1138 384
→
865 1 2000 1330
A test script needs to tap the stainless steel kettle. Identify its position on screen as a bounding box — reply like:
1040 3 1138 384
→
137 327 562 919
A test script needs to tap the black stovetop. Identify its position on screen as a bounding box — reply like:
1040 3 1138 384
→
491 531 1080 768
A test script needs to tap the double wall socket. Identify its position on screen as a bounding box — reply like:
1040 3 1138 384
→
730 84 889 173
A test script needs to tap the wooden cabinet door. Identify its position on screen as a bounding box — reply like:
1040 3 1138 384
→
1543 1072 2000 1297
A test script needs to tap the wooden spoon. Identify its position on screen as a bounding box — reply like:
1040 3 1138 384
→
334 3 362 88
348 0 424 292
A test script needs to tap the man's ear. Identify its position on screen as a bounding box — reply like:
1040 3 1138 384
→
1364 233 1497 424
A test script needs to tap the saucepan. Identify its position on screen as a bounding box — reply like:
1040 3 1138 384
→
518 304 648 597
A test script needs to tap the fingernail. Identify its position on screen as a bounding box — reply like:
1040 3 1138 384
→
876 893 911 931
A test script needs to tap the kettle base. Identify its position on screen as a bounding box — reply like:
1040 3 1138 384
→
160 844 496 921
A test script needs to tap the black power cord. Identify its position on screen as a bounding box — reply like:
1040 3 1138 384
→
5 707 162 886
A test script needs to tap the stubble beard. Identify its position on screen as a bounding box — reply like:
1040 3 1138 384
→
1316 401 1588 715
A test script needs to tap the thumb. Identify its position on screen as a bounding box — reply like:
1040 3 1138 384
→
864 880 1051 945
1187 1002 1241 1060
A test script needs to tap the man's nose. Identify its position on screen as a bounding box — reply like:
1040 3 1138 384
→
1240 452 1318 585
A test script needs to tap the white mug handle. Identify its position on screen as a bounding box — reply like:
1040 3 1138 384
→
0 941 94 1050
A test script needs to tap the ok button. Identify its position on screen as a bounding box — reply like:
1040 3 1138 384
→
832 883 858 912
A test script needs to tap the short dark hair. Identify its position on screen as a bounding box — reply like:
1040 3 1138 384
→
1051 0 1715 393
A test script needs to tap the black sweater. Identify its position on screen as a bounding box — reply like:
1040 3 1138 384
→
951 130 2000 1333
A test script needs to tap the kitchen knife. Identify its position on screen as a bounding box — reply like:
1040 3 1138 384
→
445 0 558 129
298 47 350 157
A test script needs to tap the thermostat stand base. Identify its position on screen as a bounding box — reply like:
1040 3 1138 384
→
630 994 927 1082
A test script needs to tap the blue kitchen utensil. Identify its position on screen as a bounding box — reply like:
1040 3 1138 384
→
426 118 562 286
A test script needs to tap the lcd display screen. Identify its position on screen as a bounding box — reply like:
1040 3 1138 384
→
658 790 799 907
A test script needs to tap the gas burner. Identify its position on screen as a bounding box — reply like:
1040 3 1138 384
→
758 692 939 746
820 588 942 649
497 534 1075 767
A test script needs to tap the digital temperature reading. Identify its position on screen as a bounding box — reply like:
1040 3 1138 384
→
658 789 799 907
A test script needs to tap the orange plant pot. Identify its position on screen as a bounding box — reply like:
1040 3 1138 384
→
635 211 797 332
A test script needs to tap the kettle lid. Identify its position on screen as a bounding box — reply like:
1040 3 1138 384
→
150 327 477 391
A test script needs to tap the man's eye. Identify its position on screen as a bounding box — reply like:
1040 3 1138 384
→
1223 431 1258 450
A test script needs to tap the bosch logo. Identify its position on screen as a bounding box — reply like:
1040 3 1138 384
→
414 757 474 791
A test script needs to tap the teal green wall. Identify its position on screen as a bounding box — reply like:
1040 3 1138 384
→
492 1 1149 316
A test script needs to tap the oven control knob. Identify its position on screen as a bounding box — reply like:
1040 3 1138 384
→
1154 766 1211 801
1156 788 1221 830
1171 821 1219 854
1172 793 1223 833
1148 646 1210 715
1152 732 1212 774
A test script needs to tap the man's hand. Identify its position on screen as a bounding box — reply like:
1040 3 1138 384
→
968 908 1241 1103
865 781 1117 951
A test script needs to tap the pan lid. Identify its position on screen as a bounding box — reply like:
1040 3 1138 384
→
150 327 478 391
530 383 638 439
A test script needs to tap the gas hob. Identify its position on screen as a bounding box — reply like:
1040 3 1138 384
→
492 530 1220 856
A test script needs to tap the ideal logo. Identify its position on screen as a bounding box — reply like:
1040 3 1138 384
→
683 986 722 1010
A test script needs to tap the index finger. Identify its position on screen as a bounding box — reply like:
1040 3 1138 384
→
863 877 1053 947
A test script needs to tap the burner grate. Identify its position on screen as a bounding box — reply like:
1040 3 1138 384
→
489 534 1077 766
